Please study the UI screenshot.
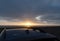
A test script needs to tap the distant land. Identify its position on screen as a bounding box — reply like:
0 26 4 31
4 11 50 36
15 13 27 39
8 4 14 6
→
0 25 60 29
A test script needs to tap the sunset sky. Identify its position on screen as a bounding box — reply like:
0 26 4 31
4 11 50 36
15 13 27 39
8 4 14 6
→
0 0 60 25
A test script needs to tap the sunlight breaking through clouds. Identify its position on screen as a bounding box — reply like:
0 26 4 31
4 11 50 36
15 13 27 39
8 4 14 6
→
0 0 60 25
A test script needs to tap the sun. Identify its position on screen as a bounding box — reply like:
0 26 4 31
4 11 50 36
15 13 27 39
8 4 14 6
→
20 22 34 27
19 20 41 27
24 22 32 27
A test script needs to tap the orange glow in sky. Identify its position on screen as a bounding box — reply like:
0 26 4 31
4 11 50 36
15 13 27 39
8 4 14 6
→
21 22 33 27
19 21 36 27
0 19 59 26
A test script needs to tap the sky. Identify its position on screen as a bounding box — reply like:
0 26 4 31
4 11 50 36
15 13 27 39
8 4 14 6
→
0 0 60 25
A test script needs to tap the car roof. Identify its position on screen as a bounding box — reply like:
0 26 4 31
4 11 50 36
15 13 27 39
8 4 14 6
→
6 28 56 41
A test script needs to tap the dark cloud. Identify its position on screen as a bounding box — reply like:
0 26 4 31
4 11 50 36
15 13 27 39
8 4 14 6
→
0 0 60 24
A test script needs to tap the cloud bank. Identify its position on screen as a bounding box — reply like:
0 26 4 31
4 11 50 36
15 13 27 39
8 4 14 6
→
0 0 60 25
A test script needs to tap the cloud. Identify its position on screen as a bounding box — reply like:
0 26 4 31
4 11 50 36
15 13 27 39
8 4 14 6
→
35 14 60 24
0 0 60 24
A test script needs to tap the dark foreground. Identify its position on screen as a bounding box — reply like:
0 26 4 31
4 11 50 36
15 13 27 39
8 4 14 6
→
40 27 60 40
0 26 60 41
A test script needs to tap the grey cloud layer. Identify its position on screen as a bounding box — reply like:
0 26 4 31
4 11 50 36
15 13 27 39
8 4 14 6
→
0 0 60 24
